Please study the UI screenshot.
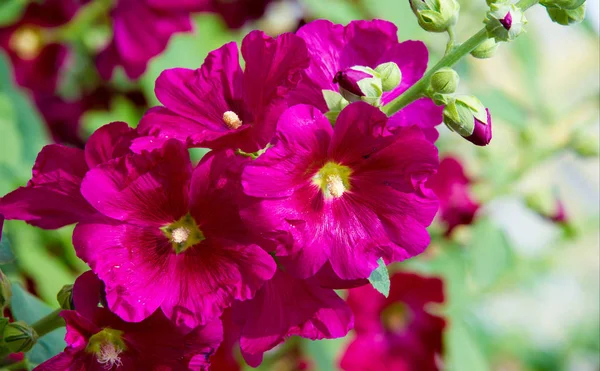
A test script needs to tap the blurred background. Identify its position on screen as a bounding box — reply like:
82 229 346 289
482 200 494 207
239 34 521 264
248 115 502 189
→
0 0 598 370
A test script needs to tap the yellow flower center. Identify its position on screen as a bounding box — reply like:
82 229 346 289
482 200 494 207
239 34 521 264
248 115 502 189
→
381 302 412 333
312 162 352 198
9 27 43 60
161 214 204 254
86 328 127 369
223 111 242 129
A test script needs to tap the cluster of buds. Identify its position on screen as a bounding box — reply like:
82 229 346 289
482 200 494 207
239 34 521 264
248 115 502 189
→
409 0 460 33
485 3 527 42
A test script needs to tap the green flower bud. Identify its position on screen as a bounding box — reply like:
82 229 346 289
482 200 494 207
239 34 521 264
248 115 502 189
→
485 4 527 42
569 124 599 157
470 38 499 59
375 62 402 92
430 67 459 94
333 66 382 106
431 92 452 106
3 321 38 353
443 95 493 146
0 269 11 310
546 3 586 25
409 0 460 33
57 284 74 310
541 0 585 10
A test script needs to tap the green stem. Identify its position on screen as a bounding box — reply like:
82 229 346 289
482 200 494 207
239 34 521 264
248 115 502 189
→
445 27 456 55
31 309 65 338
382 0 540 116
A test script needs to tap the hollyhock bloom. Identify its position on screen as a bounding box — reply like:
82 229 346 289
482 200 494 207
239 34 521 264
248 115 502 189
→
209 309 241 371
35 271 223 371
96 0 201 80
242 102 439 281
73 142 276 329
426 157 479 235
0 0 81 94
0 122 136 229
340 272 446 371
232 269 353 367
133 30 309 153
289 19 443 141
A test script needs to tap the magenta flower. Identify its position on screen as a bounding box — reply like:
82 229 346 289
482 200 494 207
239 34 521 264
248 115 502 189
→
426 156 480 235
232 269 353 367
340 272 446 371
242 102 439 281
35 271 223 371
96 0 199 80
0 122 136 229
0 0 80 94
74 143 276 329
133 30 309 153
289 20 443 141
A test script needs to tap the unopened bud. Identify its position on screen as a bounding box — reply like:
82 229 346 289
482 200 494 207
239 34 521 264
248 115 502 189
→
57 284 74 310
546 3 586 25
485 4 527 42
569 124 599 157
409 0 460 33
3 321 38 353
0 270 11 310
443 95 492 146
471 38 499 59
430 67 459 94
541 0 585 10
333 66 382 106
375 62 402 92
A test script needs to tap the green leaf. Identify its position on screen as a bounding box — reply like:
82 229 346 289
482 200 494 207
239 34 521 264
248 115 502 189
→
467 219 513 290
445 320 490 371
0 231 15 264
302 337 346 371
0 0 27 27
368 257 390 297
10 284 66 367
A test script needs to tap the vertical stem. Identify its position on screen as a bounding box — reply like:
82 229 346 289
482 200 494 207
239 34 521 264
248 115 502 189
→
445 27 456 55
31 309 65 338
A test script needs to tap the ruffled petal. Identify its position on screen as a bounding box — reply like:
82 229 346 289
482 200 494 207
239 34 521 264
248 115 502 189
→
73 222 170 323
72 271 106 320
81 140 191 227
84 121 136 168
233 269 353 366
0 145 95 229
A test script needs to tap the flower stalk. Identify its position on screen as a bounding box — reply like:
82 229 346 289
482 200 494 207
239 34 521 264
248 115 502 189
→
30 308 65 338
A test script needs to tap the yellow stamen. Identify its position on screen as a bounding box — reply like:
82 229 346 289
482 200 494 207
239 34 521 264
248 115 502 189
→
223 111 242 129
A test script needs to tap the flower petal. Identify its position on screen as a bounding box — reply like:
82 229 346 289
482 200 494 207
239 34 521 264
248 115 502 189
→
84 121 137 168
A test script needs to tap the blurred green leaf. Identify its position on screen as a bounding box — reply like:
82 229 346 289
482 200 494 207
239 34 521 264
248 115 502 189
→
81 95 142 135
467 219 513 290
303 337 346 370
11 283 66 368
0 0 27 27
369 257 390 297
446 320 490 371
0 232 15 264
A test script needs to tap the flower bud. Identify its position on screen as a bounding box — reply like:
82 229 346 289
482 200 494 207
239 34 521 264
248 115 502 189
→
485 4 527 42
430 67 459 94
57 284 74 310
546 3 586 25
0 269 11 310
541 0 585 10
409 0 460 33
333 66 382 105
470 37 499 59
443 95 492 146
375 62 402 92
3 321 38 353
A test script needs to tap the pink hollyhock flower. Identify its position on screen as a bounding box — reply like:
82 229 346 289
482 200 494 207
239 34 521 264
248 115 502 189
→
232 269 353 367
340 272 446 371
35 271 223 371
0 121 137 229
133 30 309 153
209 309 241 371
289 19 443 141
96 0 202 80
74 142 276 329
0 0 81 94
426 156 479 235
242 102 438 281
